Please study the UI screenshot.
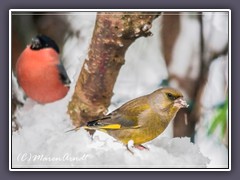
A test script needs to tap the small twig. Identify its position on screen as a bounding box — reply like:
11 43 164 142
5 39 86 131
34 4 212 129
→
184 113 188 126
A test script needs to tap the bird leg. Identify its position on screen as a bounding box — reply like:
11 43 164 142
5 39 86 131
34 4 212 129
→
126 145 134 155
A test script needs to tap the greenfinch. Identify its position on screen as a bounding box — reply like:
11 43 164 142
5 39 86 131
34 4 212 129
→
84 87 188 150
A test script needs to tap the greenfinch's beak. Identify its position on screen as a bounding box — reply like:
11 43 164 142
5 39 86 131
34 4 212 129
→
174 97 189 108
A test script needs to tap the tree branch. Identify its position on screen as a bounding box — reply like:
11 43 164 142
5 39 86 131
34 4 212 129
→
68 12 160 126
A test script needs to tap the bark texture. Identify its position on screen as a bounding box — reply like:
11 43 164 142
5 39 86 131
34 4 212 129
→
68 12 160 126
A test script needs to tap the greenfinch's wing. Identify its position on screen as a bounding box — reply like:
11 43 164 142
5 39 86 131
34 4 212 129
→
86 95 150 130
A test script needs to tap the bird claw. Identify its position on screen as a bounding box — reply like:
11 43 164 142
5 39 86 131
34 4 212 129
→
126 144 149 154
134 144 149 150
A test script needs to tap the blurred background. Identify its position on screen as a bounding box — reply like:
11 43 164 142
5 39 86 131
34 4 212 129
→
11 11 229 167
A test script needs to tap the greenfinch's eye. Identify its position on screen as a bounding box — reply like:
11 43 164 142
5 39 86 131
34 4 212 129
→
166 93 177 101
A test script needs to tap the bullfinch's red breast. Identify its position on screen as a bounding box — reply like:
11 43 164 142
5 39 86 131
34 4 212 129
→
16 35 71 104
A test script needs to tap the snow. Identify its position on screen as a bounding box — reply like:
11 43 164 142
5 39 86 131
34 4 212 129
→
201 55 228 108
195 55 228 168
195 128 228 168
203 12 228 55
12 104 209 168
11 12 229 169
169 12 201 81
12 72 25 103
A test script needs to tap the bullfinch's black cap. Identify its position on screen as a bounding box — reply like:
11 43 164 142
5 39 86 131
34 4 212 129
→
30 35 60 53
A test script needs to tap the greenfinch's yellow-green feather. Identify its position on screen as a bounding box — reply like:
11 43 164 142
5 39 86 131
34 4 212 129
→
84 87 188 146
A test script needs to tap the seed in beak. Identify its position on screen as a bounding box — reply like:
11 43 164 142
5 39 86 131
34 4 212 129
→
174 98 189 108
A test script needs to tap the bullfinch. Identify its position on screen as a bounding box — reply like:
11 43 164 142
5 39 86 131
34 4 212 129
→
16 35 71 104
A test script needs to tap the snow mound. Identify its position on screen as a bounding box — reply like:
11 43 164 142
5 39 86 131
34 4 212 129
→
12 100 209 168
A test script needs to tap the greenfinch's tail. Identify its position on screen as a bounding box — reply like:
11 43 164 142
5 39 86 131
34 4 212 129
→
65 124 121 133
65 126 81 133
85 124 121 130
